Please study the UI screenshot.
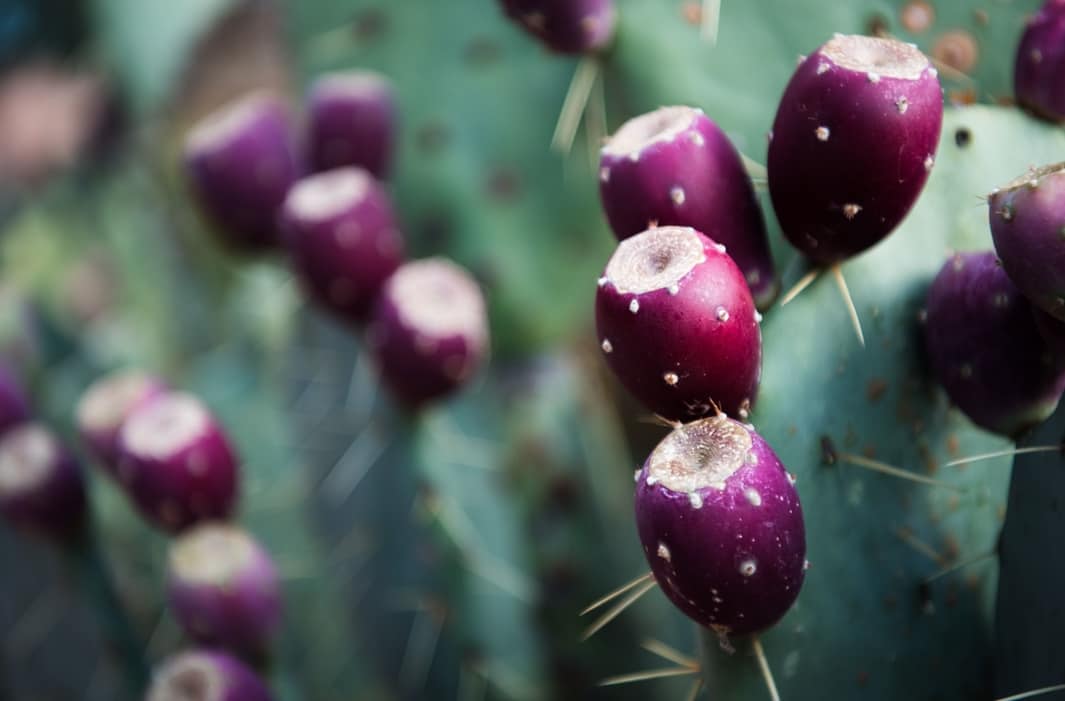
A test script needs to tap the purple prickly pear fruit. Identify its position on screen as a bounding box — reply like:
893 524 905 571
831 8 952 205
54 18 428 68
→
307 71 396 178
166 523 282 658
0 361 30 436
767 34 943 264
635 414 806 638
280 167 405 323
0 423 87 540
1033 306 1065 357
368 258 489 407
75 369 167 477
1014 0 1065 122
147 649 272 701
116 392 239 533
599 106 779 309
594 226 761 422
989 163 1065 321
924 251 1065 437
498 0 616 54
183 92 300 251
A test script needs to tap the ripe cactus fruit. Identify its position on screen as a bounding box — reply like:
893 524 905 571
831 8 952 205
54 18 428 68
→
75 369 167 476
989 162 1065 321
280 167 405 323
497 0 616 54
0 423 86 540
1014 0 1065 122
598 106 778 308
146 649 272 701
595 226 761 421
184 92 300 251
924 251 1065 437
634 414 806 637
0 361 29 436
368 258 489 406
166 523 282 658
767 34 943 264
307 71 396 179
116 392 239 533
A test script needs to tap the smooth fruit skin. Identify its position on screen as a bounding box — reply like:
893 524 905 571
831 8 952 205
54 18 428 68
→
116 392 239 533
0 423 87 541
167 523 282 659
634 415 806 637
184 92 300 251
280 167 405 323
498 0 616 54
595 227 761 422
0 361 30 436
599 106 778 308
767 35 943 264
989 163 1065 321
75 369 167 477
924 251 1065 438
146 649 273 701
307 71 396 178
1014 0 1065 122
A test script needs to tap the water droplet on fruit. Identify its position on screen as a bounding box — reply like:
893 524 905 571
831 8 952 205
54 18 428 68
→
739 559 757 576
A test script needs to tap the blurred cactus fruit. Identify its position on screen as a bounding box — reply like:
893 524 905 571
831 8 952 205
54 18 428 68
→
634 414 806 637
183 92 300 251
306 71 396 179
1014 0 1065 122
498 0 616 54
146 649 273 701
368 258 489 407
0 361 30 437
166 523 282 659
116 392 239 533
280 167 405 323
0 423 86 541
599 106 778 308
75 369 167 476
924 251 1065 437
767 34 943 264
595 226 761 422
989 163 1065 321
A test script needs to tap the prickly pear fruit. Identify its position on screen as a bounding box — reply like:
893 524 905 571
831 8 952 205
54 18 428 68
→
307 71 396 179
1014 0 1065 122
75 369 167 476
146 649 272 701
0 423 86 541
497 0 616 54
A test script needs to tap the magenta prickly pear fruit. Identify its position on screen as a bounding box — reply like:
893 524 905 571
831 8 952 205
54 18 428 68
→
116 392 239 533
147 649 272 701
75 369 167 476
166 523 282 658
280 167 405 323
598 106 778 308
184 92 300 251
0 361 29 436
989 163 1065 321
498 0 616 54
595 226 761 422
635 414 806 638
1014 0 1065 122
924 251 1065 437
368 258 489 407
0 423 86 540
767 34 943 264
307 71 396 178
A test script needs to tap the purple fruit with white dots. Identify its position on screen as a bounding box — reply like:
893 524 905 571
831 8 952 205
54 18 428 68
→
166 523 282 658
184 92 300 251
280 167 405 323
989 163 1065 321
75 369 167 477
0 361 29 437
767 34 943 264
307 71 396 178
116 392 239 533
924 251 1065 437
146 649 272 701
498 0 616 54
1014 0 1065 122
595 226 761 422
599 106 778 308
0 423 86 540
634 413 806 638
368 258 489 407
